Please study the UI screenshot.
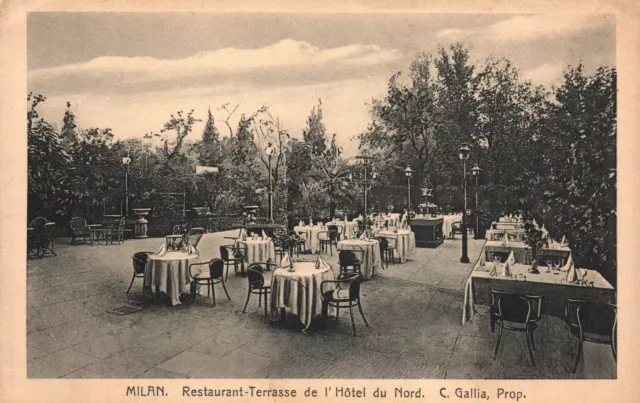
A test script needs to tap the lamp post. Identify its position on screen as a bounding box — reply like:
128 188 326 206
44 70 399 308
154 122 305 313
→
471 164 483 239
371 170 378 213
265 143 275 223
404 166 414 211
122 156 131 216
458 144 470 263
356 149 374 216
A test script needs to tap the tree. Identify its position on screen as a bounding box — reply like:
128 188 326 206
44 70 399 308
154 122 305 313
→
195 107 223 166
60 101 78 150
302 99 328 156
145 110 201 162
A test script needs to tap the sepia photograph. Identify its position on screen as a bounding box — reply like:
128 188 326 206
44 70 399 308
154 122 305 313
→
22 9 620 383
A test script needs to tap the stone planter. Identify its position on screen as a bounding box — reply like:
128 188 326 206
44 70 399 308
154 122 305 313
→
132 208 151 239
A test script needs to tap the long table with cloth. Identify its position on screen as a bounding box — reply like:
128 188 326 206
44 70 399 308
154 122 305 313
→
485 228 525 242
327 221 359 240
269 262 335 330
293 225 324 254
144 250 200 306
462 254 615 324
483 240 571 266
237 238 275 266
337 238 382 280
375 229 416 263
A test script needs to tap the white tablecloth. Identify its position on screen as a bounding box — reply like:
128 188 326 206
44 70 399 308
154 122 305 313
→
327 221 359 240
270 262 335 330
337 239 382 280
294 226 324 253
442 214 463 238
375 229 416 263
237 238 275 265
144 251 200 306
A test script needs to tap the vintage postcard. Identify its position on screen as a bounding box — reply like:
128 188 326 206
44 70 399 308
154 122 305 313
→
1 0 639 402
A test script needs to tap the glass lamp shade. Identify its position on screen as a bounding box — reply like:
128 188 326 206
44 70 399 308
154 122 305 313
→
122 157 131 165
404 166 414 177
265 143 275 156
458 144 470 160
471 164 482 176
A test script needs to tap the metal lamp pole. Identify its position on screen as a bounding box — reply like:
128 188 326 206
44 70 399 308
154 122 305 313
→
265 144 275 223
404 166 414 211
471 164 482 240
122 156 131 216
459 145 470 263
356 149 374 216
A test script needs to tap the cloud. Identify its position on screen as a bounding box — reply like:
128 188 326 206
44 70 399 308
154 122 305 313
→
28 39 403 95
435 28 474 40
523 62 566 87
485 14 608 43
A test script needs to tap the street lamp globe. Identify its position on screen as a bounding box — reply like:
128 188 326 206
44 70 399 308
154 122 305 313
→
265 143 275 157
471 164 482 176
122 157 131 165
458 144 470 161
404 166 414 177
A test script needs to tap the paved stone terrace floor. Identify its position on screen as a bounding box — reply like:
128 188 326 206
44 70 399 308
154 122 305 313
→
26 231 616 379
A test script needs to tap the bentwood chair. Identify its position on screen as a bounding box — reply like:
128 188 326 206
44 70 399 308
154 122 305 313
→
220 245 246 280
173 224 189 235
338 248 364 279
317 229 338 256
490 290 543 367
29 217 48 232
564 299 617 373
127 251 153 294
188 227 205 252
321 274 369 336
289 230 307 256
70 217 92 244
242 262 272 318
189 258 230 307
375 237 397 268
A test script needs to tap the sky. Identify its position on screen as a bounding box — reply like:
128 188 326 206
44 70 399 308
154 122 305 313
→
27 13 615 157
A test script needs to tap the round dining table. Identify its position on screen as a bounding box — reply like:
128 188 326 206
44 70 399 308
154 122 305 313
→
375 229 416 263
144 251 200 305
327 221 359 240
269 262 335 330
237 237 276 266
337 239 382 280
293 226 324 254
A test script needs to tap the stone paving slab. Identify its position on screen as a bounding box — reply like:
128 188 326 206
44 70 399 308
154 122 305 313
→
26 230 615 379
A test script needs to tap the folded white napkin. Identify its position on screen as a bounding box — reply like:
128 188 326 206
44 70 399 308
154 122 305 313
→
560 235 566 247
156 242 167 257
562 252 574 271
478 255 486 266
489 262 497 276
187 244 198 255
502 233 510 246
501 260 511 277
262 230 268 239
547 236 553 249
310 219 314 226
507 251 516 266
299 220 304 227
281 252 291 268
315 255 331 270
541 224 549 239
565 254 576 282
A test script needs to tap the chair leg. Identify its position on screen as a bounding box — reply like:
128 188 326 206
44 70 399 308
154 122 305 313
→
493 321 504 360
264 291 268 318
211 282 216 307
529 326 536 351
126 273 136 294
321 302 329 329
525 328 536 367
357 301 369 327
221 279 231 300
572 338 583 373
349 304 357 336
190 281 197 302
258 290 262 307
242 289 251 314
490 310 495 332
336 304 340 321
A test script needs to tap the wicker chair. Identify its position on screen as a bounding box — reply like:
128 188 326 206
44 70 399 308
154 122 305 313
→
70 217 92 244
